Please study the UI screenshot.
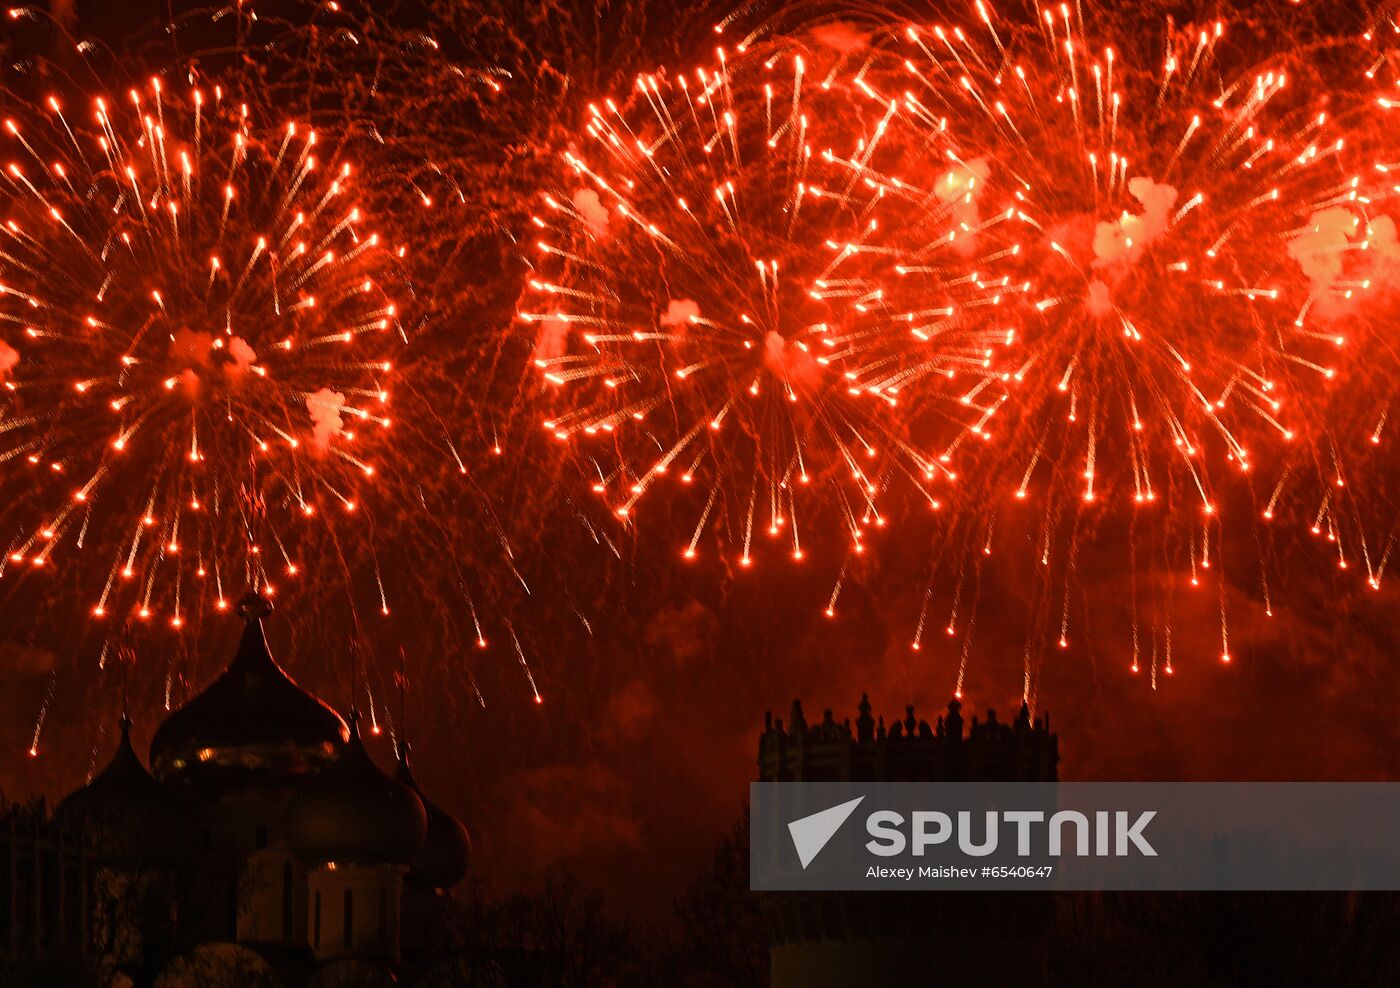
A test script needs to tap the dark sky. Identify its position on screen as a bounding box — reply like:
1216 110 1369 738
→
2 0 1399 923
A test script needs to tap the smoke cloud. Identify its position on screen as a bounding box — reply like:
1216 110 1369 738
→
1093 176 1179 264
936 157 991 242
810 21 868 54
533 316 570 361
763 331 822 389
227 337 258 376
659 298 700 332
170 328 216 369
1086 279 1114 317
573 188 611 238
0 339 18 382
305 388 347 449
1288 208 1400 307
643 599 718 668
169 330 260 383
1367 214 1400 263
1288 206 1356 293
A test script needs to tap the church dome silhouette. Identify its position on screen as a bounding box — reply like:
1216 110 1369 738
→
284 712 427 866
57 715 185 868
149 591 348 784
395 745 471 889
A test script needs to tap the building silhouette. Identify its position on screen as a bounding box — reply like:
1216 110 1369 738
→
758 694 1059 987
2 591 484 988
1 797 92 967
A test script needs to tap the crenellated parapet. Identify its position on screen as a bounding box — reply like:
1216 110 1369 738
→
759 695 1058 783
757 694 1062 985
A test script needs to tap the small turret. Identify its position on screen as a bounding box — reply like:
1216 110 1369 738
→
57 716 184 869
395 746 470 892
856 693 875 744
284 712 426 965
284 713 426 868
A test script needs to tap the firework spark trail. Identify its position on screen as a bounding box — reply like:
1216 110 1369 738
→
1257 14 1400 598
163 2 1400 711
27 668 55 757
221 5 623 713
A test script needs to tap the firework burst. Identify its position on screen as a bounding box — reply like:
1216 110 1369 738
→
836 2 1400 694
870 9 1366 495
0 77 402 627
519 40 970 566
522 2 1400 697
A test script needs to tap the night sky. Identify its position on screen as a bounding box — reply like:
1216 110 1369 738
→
3 0 1400 924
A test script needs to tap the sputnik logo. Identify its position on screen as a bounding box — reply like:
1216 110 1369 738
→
788 796 865 869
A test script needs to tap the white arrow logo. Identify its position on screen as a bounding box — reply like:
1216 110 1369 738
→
787 796 865 869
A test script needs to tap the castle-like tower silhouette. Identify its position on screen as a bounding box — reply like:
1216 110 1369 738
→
759 694 1059 987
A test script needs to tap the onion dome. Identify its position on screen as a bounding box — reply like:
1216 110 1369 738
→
56 716 185 868
149 592 348 784
394 745 471 889
284 713 427 867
